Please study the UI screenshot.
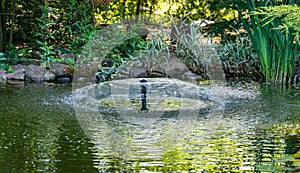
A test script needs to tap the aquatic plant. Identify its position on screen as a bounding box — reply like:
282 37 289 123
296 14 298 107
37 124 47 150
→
254 4 300 37
239 0 299 85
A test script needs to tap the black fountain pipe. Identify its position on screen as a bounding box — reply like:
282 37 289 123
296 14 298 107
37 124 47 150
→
140 79 148 111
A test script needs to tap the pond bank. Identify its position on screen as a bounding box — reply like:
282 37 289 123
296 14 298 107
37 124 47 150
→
0 63 74 84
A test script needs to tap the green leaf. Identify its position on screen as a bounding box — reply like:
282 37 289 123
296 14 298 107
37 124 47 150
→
293 161 300 166
40 47 46 51
275 155 294 162
0 52 5 58
36 40 45 45
35 18 43 22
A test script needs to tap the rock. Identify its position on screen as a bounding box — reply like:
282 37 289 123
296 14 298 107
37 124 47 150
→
181 71 205 82
0 76 6 83
0 70 7 75
147 69 166 78
6 80 24 85
31 50 41 59
55 77 71 83
49 62 66 77
129 66 148 78
49 62 74 78
137 28 149 40
73 61 99 85
12 64 25 71
25 65 55 82
0 70 7 82
5 69 26 80
59 53 76 60
159 58 188 77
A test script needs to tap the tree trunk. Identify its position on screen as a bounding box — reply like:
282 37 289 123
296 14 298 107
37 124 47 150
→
3 0 9 48
149 0 155 15
8 0 17 51
0 15 3 52
0 1 3 52
135 0 141 20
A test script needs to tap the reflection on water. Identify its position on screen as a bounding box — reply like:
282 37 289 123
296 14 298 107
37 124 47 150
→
1 82 300 172
0 83 97 173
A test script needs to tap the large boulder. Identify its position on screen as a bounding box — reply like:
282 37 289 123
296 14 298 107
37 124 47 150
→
129 66 148 78
159 58 188 78
49 63 67 77
5 69 26 80
73 61 99 85
0 70 7 83
25 65 55 82
1 66 26 81
0 70 7 75
49 62 74 83
13 64 25 71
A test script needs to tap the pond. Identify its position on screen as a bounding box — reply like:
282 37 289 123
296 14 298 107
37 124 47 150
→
0 80 300 172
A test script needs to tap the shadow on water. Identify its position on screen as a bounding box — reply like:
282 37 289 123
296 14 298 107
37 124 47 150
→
1 81 300 172
0 83 97 173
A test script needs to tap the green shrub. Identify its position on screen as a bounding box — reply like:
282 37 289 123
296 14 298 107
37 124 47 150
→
217 32 260 78
33 0 96 67
173 23 221 78
95 34 147 82
0 52 13 72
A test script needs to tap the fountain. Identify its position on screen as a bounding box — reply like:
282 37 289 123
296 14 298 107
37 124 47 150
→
73 78 218 126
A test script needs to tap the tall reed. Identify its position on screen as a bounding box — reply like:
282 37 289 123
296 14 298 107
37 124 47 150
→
240 0 299 85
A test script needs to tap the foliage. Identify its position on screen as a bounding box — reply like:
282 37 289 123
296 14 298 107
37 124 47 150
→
32 0 96 67
62 0 97 54
217 32 260 78
0 46 31 71
239 0 299 85
163 0 245 21
106 35 147 64
255 4 300 44
0 52 10 71
1 0 299 85
6 45 31 64
95 0 136 23
1 0 97 68
94 0 247 43
93 15 227 83
34 3 55 68
95 34 148 82
173 22 221 78
0 0 45 51
93 16 227 83
92 17 182 83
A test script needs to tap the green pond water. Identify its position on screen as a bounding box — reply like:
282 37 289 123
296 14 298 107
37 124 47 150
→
0 81 300 172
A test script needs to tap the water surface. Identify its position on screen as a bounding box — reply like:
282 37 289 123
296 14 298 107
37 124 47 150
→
0 83 97 173
0 82 300 172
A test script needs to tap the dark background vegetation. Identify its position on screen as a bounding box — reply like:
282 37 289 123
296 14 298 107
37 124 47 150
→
1 0 300 84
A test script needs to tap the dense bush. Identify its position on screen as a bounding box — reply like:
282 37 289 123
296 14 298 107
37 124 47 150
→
1 0 300 86
0 0 96 68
